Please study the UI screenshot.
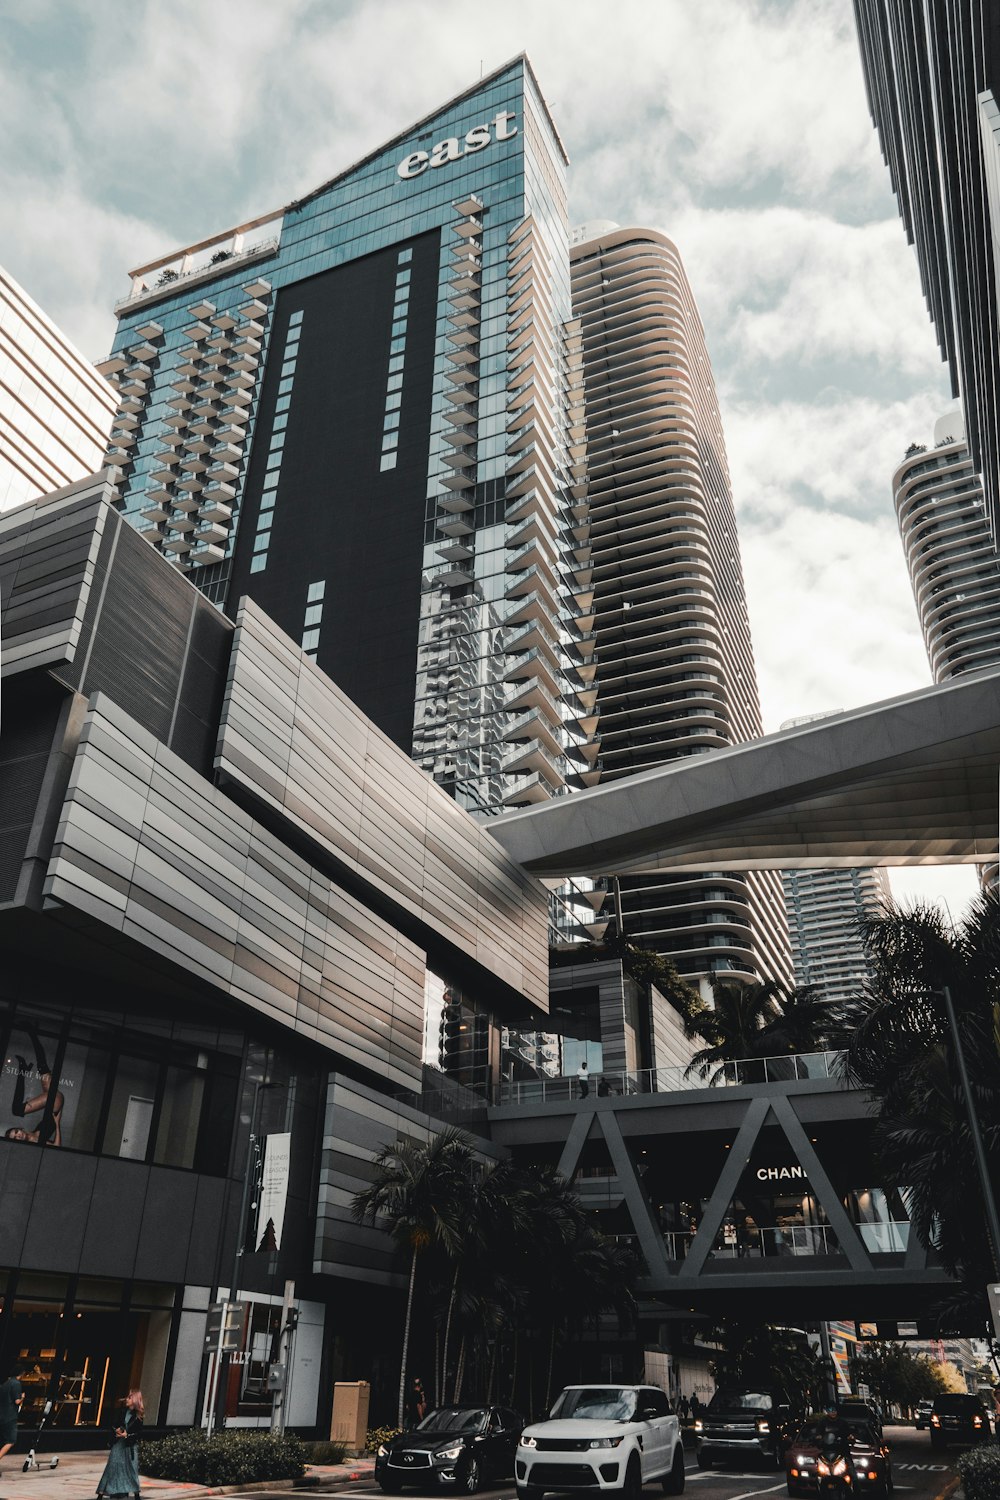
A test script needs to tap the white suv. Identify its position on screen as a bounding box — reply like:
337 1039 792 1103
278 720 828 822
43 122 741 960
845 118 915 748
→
516 1384 685 1497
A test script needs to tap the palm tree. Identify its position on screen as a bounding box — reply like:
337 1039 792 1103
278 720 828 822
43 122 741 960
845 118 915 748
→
843 893 1000 1314
352 1127 473 1426
686 978 837 1082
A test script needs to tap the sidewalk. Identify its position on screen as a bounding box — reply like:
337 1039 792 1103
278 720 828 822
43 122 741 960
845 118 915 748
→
0 1451 378 1500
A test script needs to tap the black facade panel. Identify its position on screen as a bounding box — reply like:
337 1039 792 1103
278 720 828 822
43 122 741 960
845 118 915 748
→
133 1167 199 1284
78 1159 148 1279
0 1144 40 1266
226 231 441 754
19 1151 98 1273
187 1176 226 1286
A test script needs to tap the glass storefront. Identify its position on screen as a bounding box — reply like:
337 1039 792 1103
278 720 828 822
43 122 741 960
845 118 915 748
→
0 1271 175 1428
0 999 241 1173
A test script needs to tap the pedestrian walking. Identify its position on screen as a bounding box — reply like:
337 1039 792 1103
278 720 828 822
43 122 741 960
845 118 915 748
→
0 1368 23 1474
678 1395 690 1422
577 1061 589 1099
96 1389 144 1499
407 1377 427 1426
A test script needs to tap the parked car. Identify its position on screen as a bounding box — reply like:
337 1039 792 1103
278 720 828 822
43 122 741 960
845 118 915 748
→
929 1393 992 1449
837 1398 883 1437
915 1399 933 1430
695 1387 799 1470
516 1383 685 1496
376 1404 523 1493
785 1418 892 1497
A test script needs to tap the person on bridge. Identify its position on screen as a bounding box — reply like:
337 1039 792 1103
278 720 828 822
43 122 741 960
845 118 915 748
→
577 1061 589 1099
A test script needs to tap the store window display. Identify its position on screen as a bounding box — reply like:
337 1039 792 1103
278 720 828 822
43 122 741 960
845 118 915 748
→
0 1002 241 1173
0 1273 174 1428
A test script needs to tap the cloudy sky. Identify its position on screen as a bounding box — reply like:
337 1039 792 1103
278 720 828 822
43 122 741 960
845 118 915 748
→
0 0 977 909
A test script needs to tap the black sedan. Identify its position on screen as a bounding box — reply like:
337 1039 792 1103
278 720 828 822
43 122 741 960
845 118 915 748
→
376 1405 524 1493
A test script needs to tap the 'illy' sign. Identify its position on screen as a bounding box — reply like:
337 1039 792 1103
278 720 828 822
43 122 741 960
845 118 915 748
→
397 111 518 179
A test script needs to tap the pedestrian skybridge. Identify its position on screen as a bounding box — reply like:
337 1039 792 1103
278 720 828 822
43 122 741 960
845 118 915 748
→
488 667 1000 876
487 1054 955 1328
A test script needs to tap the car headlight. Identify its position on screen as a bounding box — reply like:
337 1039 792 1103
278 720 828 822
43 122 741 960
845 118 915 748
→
436 1446 463 1460
589 1437 624 1449
756 1420 770 1434
377 1445 388 1457
521 1436 537 1449
693 1420 703 1433
797 1456 814 1466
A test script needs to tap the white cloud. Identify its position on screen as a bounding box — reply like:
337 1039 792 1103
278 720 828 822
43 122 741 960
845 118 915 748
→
724 389 950 519
668 206 947 382
722 391 954 732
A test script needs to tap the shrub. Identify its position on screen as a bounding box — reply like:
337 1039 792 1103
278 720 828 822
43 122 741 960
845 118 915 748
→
366 1425 402 1453
958 1443 1000 1500
141 1428 305 1485
304 1439 348 1464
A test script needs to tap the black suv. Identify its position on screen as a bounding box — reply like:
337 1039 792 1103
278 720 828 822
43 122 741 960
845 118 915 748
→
929 1394 992 1449
376 1405 523 1493
695 1388 797 1469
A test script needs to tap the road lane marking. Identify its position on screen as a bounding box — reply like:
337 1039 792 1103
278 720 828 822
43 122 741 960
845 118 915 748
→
716 1483 787 1500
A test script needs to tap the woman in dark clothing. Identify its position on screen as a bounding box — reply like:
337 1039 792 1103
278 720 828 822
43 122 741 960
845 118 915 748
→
0 1369 24 1473
97 1389 143 1498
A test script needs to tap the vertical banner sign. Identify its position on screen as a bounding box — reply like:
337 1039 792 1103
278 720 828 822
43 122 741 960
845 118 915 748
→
255 1132 291 1252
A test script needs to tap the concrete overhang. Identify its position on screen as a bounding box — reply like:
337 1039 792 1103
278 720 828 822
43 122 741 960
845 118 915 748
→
488 669 1000 877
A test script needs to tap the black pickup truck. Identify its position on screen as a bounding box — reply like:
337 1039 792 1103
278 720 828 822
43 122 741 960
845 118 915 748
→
695 1388 798 1470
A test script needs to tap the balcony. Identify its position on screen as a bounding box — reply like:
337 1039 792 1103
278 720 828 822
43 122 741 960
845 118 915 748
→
188 542 227 567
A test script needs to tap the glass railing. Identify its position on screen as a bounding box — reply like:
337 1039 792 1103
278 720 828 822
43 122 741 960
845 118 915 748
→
616 1221 910 1262
495 1049 846 1105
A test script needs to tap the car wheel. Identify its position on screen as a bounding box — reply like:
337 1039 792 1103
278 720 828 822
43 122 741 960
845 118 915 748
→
616 1455 643 1499
458 1457 480 1494
661 1447 685 1493
696 1450 712 1470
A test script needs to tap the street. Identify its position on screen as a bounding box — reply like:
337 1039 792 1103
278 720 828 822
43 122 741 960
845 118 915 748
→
243 1428 959 1500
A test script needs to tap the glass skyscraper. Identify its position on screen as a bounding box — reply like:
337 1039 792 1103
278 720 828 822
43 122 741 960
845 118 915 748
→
101 56 594 816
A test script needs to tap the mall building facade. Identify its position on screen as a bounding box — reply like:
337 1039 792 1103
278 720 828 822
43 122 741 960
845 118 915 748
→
0 478 552 1435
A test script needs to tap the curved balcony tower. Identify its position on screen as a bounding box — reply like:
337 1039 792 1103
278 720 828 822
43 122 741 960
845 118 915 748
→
894 412 1000 685
570 225 792 987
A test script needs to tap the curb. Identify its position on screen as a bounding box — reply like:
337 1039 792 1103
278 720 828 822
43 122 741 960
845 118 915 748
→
931 1477 961 1500
173 1464 375 1496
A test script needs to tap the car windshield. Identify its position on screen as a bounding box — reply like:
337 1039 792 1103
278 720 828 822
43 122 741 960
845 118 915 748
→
709 1391 774 1412
799 1422 874 1448
418 1409 485 1434
550 1389 638 1422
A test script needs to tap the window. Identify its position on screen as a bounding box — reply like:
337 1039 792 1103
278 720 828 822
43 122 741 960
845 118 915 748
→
288 309 304 326
380 453 397 472
302 628 320 651
307 581 325 602
304 603 323 626
398 247 412 264
250 554 267 573
0 1006 240 1175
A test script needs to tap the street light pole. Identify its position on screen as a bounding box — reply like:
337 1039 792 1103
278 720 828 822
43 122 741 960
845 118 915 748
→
940 985 1000 1279
212 1076 268 1436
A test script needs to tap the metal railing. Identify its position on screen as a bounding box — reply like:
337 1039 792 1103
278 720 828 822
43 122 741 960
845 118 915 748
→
495 1049 846 1105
